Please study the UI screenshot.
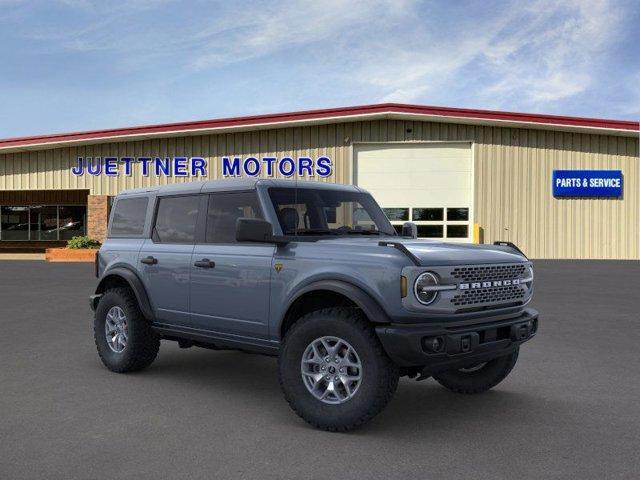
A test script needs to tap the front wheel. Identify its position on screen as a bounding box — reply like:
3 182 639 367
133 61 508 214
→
433 348 519 394
278 308 399 432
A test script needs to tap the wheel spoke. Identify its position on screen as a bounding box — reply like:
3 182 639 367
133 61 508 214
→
340 377 353 397
321 381 335 400
342 360 359 369
311 342 323 360
302 371 323 383
320 338 334 356
302 358 320 366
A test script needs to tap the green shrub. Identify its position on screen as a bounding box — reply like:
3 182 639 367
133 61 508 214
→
66 236 101 249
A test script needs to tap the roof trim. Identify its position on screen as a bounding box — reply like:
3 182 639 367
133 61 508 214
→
1 103 637 153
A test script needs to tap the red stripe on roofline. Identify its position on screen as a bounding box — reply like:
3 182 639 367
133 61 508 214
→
0 103 638 149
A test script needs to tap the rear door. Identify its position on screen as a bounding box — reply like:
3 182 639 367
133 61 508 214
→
139 194 203 327
189 191 274 339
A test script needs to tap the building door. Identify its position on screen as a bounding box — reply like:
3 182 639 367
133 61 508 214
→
354 142 473 242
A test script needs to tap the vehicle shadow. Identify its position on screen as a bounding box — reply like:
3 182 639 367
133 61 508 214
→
135 344 552 436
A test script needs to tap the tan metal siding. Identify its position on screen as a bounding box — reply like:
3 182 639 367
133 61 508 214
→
0 121 637 259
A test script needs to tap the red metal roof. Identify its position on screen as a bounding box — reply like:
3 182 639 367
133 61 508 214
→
0 103 637 151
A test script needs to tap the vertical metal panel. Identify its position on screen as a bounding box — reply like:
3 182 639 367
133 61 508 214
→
0 122 637 259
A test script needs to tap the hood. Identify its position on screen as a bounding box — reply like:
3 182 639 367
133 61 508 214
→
314 236 527 266
395 239 527 266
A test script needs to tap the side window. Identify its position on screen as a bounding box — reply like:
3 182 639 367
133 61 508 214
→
153 195 200 244
206 192 262 243
110 197 148 237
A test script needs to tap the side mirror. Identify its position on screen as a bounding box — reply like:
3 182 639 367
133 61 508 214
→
401 221 418 239
236 218 274 243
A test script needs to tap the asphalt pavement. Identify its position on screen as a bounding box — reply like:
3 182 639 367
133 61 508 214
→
1 259 638 479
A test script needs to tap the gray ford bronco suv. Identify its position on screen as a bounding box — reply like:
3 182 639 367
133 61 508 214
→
91 179 538 431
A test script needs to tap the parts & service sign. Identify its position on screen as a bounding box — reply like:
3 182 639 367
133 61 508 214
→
552 170 623 198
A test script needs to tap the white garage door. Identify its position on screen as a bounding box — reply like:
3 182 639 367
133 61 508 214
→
354 142 473 242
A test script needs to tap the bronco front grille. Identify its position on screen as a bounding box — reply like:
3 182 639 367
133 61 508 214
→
451 285 525 307
451 264 527 283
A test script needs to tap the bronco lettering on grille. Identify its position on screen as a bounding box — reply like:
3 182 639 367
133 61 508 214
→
459 279 521 290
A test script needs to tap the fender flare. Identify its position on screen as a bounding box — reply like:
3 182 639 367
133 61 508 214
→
281 279 391 332
94 267 154 320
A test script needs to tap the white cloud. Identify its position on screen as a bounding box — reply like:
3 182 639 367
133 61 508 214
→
347 0 625 109
189 0 413 69
480 0 623 106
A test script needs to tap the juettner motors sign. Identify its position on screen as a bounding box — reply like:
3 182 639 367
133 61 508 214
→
71 156 333 178
552 170 623 197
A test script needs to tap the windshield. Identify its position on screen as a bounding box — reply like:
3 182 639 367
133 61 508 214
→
268 187 396 236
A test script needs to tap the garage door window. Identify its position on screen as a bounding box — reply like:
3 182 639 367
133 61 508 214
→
382 208 409 222
382 206 470 240
413 208 443 221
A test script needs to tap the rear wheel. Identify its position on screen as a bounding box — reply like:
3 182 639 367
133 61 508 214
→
433 348 519 394
278 307 399 432
94 287 160 373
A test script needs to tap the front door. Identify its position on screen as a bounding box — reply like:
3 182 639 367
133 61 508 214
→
139 194 202 327
189 191 274 339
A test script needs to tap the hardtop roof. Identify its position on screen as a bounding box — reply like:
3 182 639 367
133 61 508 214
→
116 178 361 197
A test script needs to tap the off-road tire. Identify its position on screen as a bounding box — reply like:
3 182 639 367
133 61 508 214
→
278 307 399 432
94 287 160 373
433 348 519 394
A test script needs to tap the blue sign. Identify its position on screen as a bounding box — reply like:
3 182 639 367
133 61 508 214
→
221 156 332 178
71 157 207 177
70 155 333 178
552 170 623 198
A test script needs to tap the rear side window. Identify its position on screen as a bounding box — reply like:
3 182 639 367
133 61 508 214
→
205 192 262 243
110 197 148 237
153 195 200 244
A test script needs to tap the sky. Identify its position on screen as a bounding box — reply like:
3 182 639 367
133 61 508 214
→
1 0 638 138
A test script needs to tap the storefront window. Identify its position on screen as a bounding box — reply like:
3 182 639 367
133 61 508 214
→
30 206 58 240
58 206 86 240
0 205 86 241
1 207 30 240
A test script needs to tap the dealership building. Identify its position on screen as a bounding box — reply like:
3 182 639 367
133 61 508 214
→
0 103 637 259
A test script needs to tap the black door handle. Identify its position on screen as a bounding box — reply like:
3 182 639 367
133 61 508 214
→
194 259 215 268
141 256 158 265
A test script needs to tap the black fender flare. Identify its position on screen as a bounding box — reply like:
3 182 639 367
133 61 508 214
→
281 279 391 332
94 267 154 320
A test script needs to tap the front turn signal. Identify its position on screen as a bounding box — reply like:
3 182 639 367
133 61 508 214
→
400 275 407 298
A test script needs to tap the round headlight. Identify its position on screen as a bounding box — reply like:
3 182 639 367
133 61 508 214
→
525 264 534 288
414 272 439 305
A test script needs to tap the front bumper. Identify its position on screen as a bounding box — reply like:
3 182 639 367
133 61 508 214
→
376 308 538 372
